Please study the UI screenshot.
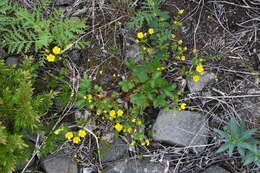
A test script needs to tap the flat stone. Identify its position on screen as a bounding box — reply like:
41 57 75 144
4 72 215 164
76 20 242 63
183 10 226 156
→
54 0 75 5
40 152 78 173
152 110 208 152
202 166 230 173
102 137 128 162
188 72 216 92
6 56 19 66
104 159 166 173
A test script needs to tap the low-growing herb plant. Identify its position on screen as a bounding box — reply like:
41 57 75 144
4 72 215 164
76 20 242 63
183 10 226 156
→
214 118 260 167
74 0 208 146
0 0 87 54
0 56 56 172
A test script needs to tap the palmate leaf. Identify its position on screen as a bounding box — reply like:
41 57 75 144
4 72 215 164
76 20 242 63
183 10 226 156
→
214 128 229 138
241 129 257 140
216 143 230 153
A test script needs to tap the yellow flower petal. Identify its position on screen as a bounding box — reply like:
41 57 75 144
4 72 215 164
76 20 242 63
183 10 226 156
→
193 75 200 82
178 9 184 15
109 110 116 119
65 132 73 140
117 109 124 116
46 54 56 62
148 28 155 34
180 56 186 61
137 32 144 39
78 129 87 137
52 46 61 55
72 137 81 144
114 123 123 132
180 103 187 110
196 64 204 73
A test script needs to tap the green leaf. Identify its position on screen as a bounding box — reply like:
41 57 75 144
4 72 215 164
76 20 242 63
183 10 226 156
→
228 144 235 157
119 80 134 92
243 154 255 165
75 99 85 108
130 94 148 106
216 143 230 153
214 129 229 139
241 129 257 140
152 71 161 80
135 70 148 83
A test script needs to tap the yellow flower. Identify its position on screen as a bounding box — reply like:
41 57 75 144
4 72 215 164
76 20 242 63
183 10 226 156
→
180 56 186 61
99 70 103 74
130 140 136 146
96 109 102 115
137 120 142 126
52 46 61 54
45 49 50 53
180 103 187 110
183 47 187 51
87 94 93 100
145 139 150 146
54 128 63 135
72 137 81 144
135 39 140 43
127 127 133 133
65 132 73 140
117 109 124 116
192 49 198 54
78 129 87 137
109 110 116 119
137 32 144 39
46 54 56 62
114 123 123 132
178 40 183 45
178 9 184 15
141 141 146 146
132 118 136 123
171 34 176 39
193 75 200 82
156 67 161 71
196 64 204 73
148 28 155 34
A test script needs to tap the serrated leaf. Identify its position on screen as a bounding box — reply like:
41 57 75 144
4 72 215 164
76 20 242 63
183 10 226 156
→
119 80 134 92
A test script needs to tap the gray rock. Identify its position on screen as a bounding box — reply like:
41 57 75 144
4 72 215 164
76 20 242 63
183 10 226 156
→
102 138 128 162
188 72 216 92
104 159 167 173
82 167 95 173
54 0 75 5
6 56 19 66
152 110 208 152
126 44 141 62
202 166 230 173
41 152 78 173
